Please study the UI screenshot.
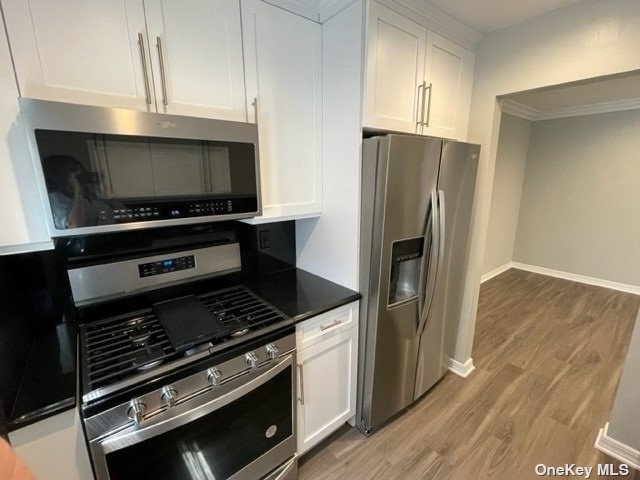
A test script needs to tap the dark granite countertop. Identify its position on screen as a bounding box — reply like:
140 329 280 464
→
1 249 78 433
6 264 359 432
241 267 360 323
7 322 76 431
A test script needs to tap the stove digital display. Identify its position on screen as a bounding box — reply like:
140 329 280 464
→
138 255 195 278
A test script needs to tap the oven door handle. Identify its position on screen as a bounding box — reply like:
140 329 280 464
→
99 354 294 454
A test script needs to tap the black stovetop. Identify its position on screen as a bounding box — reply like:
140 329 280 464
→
79 284 289 402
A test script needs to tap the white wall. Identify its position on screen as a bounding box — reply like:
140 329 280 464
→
513 109 640 287
459 0 640 365
481 113 530 277
295 0 363 290
607 310 640 453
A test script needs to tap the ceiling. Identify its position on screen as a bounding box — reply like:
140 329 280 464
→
504 72 640 112
424 0 584 33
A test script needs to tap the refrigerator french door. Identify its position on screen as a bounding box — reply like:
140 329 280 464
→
358 134 479 434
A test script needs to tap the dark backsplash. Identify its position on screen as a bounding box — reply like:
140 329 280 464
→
58 220 296 272
0 220 297 431
0 256 33 423
0 249 71 423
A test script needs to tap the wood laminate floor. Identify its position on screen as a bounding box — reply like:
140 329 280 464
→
299 269 640 479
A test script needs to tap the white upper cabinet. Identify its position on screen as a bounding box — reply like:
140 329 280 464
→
143 0 247 120
2 0 154 111
422 30 475 139
241 0 323 222
0 17 52 254
364 1 426 134
364 1 475 140
2 0 248 120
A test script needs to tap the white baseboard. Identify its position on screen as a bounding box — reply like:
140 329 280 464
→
511 262 640 295
595 422 640 470
481 262 513 283
449 358 475 378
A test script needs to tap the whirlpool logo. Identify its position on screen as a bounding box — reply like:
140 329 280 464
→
157 120 177 128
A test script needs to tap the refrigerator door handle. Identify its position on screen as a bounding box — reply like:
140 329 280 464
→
437 189 446 271
417 190 440 333
417 193 434 318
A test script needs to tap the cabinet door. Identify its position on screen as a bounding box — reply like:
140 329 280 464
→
422 30 475 140
364 1 426 134
0 17 52 253
9 409 93 480
297 327 358 455
144 0 247 120
241 0 322 221
2 0 155 110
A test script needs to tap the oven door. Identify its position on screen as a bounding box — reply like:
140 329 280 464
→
89 354 295 480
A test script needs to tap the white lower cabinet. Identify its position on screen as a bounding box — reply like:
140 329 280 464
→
8 408 94 480
295 302 359 455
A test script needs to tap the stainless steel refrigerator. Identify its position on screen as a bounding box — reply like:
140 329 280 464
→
357 133 479 434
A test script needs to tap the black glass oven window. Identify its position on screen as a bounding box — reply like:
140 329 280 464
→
105 369 292 480
34 130 257 229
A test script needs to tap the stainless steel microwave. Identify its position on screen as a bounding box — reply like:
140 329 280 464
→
19 98 261 237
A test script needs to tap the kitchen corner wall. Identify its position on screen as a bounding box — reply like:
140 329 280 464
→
606 310 640 454
295 0 364 291
482 113 531 276
513 109 640 287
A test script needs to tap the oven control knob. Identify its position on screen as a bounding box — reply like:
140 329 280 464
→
161 386 178 408
266 344 279 360
127 400 147 425
245 351 259 369
207 368 222 386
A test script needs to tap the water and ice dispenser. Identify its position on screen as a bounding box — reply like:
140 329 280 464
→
388 237 425 306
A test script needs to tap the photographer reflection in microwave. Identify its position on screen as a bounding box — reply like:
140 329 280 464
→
43 155 118 229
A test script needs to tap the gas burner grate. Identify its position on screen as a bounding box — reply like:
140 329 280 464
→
80 285 288 397
82 312 179 391
200 286 287 337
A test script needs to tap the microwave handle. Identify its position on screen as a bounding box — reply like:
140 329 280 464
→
99 353 293 454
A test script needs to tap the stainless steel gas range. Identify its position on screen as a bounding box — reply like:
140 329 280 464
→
71 242 298 480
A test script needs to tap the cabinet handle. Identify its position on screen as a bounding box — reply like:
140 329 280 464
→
423 82 432 127
320 319 343 331
416 82 425 131
156 36 168 106
251 97 259 125
137 33 152 105
297 364 304 405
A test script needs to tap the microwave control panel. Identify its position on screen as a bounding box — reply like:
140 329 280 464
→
98 197 258 225
138 255 195 278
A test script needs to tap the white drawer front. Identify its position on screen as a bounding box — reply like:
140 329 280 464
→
296 301 359 351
